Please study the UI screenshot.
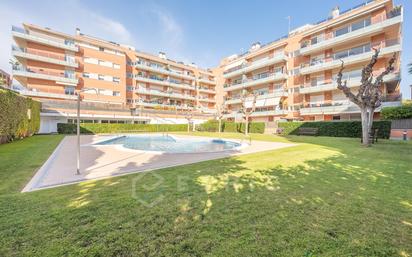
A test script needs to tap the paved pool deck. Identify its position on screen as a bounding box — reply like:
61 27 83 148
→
22 134 296 192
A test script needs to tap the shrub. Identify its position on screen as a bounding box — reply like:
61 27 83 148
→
57 123 188 134
278 120 391 139
381 103 412 120
0 89 41 143
222 122 265 134
197 120 220 132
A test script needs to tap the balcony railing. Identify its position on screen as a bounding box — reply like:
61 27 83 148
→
135 87 196 100
12 26 78 52
299 39 400 75
135 75 195 90
12 45 78 68
224 72 287 90
223 53 287 78
299 7 402 54
135 100 194 109
135 61 195 80
13 66 78 84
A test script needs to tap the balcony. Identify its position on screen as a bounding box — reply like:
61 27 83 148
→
223 53 287 78
299 72 400 94
300 97 401 115
135 62 195 80
225 90 288 105
12 26 78 52
198 77 216 85
13 66 78 85
223 109 286 118
198 96 216 103
223 72 287 92
197 86 215 94
18 90 77 100
299 40 401 75
135 87 196 101
135 75 195 91
134 100 194 110
299 8 402 55
12 46 78 68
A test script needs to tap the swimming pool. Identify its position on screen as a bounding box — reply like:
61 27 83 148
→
94 134 242 153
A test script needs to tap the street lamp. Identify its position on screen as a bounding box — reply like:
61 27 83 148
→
76 88 98 175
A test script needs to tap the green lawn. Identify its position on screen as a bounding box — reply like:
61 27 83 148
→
0 133 411 257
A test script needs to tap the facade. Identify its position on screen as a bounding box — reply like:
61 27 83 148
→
0 69 12 88
11 24 217 132
10 0 402 132
219 0 402 122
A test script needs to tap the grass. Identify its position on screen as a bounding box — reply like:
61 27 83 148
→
0 133 411 257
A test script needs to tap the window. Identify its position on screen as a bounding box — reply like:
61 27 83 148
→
113 91 120 96
98 74 104 80
126 86 134 92
99 47 104 51
113 64 120 69
335 26 349 37
83 73 90 78
113 77 120 83
333 115 341 120
311 34 324 45
64 86 75 95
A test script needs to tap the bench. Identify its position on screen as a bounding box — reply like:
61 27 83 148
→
298 127 319 136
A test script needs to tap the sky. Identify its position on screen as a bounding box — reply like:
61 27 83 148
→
0 0 410 98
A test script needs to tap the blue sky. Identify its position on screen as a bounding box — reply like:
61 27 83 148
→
0 0 410 98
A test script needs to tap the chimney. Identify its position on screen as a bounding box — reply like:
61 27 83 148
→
330 6 340 19
158 52 166 59
75 28 80 36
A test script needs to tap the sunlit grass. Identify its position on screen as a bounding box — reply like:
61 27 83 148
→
0 133 411 256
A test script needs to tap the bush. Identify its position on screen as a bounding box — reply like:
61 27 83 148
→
382 103 412 120
197 120 220 132
222 122 265 134
278 120 391 139
57 123 188 134
0 89 41 143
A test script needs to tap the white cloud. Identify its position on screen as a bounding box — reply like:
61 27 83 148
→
150 7 184 49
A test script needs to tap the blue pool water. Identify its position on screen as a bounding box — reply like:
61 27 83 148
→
95 135 241 153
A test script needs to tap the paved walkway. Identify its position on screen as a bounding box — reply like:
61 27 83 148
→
22 134 296 192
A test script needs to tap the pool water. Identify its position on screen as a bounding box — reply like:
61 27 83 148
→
95 135 242 153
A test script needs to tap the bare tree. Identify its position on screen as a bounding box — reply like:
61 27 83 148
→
239 89 257 135
215 103 227 133
337 49 396 146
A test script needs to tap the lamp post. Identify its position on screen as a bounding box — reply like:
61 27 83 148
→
76 88 98 175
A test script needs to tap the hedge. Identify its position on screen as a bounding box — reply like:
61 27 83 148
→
381 102 412 120
57 123 188 134
0 89 41 143
197 120 265 134
278 121 391 139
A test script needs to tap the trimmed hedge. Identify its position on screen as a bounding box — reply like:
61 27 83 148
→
382 102 412 120
57 123 188 134
278 121 391 139
197 120 265 134
0 89 41 143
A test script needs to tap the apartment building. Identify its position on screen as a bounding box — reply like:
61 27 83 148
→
11 24 217 132
220 0 402 122
10 0 402 132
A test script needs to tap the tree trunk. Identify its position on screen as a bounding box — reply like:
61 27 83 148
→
187 122 190 133
218 119 221 133
244 116 249 136
360 108 370 146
